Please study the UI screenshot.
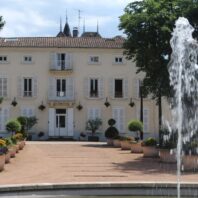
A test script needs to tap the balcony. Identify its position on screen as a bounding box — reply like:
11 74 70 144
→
50 59 73 74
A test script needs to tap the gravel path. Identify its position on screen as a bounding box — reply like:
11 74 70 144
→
0 142 197 185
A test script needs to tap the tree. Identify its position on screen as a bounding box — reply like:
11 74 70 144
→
119 0 198 144
86 118 102 136
0 16 5 31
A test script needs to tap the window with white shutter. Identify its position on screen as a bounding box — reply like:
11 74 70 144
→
21 107 35 117
0 107 10 131
19 76 37 98
87 107 101 120
85 77 103 99
112 107 125 133
0 77 8 97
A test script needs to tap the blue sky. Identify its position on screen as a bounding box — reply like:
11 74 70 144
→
0 0 133 38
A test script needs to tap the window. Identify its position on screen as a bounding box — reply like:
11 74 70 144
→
114 79 123 98
88 107 101 120
0 108 9 131
115 57 123 64
90 78 98 98
0 56 7 63
57 53 66 69
23 56 32 63
21 107 35 117
89 56 99 64
0 77 7 97
112 107 125 133
56 79 66 97
24 78 32 97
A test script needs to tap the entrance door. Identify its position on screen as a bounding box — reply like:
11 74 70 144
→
55 109 67 136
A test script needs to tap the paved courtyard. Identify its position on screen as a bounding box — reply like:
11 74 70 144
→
0 142 197 185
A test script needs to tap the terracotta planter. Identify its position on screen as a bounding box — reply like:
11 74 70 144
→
15 144 20 153
131 142 143 153
5 151 11 163
107 139 114 146
113 139 121 148
121 141 131 150
159 149 176 163
182 155 198 171
9 146 16 158
18 141 24 150
0 154 5 171
142 146 159 157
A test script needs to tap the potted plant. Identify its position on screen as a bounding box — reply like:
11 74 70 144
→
6 119 22 136
142 137 158 157
0 139 8 171
120 136 134 150
14 133 25 150
4 138 13 163
86 118 102 141
128 120 143 153
159 127 177 163
6 137 17 158
105 119 119 146
113 135 121 147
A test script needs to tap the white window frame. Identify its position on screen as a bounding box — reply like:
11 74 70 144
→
23 77 33 97
112 107 125 133
56 78 66 97
0 76 8 98
88 56 100 64
114 56 124 64
114 78 124 98
0 56 8 63
0 107 9 132
23 55 33 64
87 107 101 120
21 106 35 117
89 78 99 98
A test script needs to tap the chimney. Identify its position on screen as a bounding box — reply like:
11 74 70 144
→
73 27 78 37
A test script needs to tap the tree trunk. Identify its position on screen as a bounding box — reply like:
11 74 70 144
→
158 91 163 146
140 83 144 140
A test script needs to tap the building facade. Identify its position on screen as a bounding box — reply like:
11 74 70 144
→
0 24 161 140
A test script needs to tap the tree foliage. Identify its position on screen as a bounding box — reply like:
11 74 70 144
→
0 16 5 31
119 0 198 100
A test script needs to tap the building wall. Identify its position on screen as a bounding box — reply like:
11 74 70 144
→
0 47 160 140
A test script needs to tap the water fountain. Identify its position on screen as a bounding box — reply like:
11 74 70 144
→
169 17 198 198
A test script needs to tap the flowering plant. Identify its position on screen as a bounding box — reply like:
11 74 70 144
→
0 139 8 155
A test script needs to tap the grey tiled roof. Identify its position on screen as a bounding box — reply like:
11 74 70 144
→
0 36 124 49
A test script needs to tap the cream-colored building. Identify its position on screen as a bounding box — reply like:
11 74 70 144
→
0 23 160 140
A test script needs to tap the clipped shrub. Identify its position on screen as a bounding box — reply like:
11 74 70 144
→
105 126 119 139
108 118 116 126
142 137 157 147
6 119 21 134
128 120 143 132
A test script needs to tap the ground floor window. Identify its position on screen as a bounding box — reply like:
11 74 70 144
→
0 107 9 131
112 107 125 133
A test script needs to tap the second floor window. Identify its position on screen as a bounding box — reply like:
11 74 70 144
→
89 56 99 64
24 78 32 97
0 77 7 97
56 79 66 97
0 56 7 63
90 78 98 98
115 57 123 64
23 56 32 63
114 79 123 98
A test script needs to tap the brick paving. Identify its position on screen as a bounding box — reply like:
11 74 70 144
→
0 142 197 185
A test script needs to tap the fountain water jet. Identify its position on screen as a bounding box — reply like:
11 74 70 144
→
169 17 198 198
